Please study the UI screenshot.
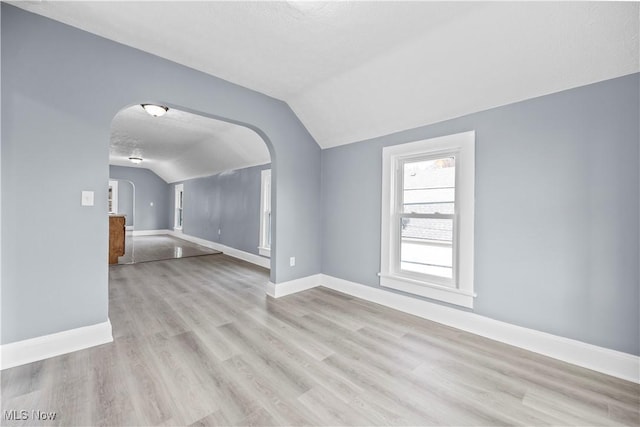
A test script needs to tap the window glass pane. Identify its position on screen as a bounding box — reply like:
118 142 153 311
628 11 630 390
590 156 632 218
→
400 217 453 281
108 186 113 212
403 157 455 214
266 211 271 248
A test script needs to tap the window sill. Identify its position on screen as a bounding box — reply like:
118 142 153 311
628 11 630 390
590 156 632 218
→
379 273 474 308
258 247 271 258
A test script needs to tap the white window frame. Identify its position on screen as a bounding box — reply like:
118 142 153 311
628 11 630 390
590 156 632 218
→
108 180 118 214
380 131 475 308
258 169 271 257
174 183 184 231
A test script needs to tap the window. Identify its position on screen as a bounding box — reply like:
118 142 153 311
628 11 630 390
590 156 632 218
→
108 180 118 214
259 169 271 257
174 184 184 231
380 131 475 308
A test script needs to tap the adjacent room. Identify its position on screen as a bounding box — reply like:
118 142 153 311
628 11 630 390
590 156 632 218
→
1 2 638 426
106 104 271 266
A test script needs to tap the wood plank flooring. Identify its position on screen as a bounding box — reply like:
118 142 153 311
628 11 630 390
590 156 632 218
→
117 234 221 264
2 254 638 426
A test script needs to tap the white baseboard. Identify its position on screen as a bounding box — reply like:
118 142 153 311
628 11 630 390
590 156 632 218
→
0 320 113 370
132 229 171 236
266 274 321 298
125 225 134 231
319 274 639 383
167 231 270 269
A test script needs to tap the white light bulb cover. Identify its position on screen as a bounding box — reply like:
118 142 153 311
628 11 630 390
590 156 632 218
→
128 157 143 164
141 104 168 117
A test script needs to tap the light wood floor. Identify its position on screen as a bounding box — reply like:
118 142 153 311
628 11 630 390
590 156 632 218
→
2 255 638 426
118 234 221 264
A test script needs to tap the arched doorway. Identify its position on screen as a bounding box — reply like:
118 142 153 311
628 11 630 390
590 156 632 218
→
107 103 274 270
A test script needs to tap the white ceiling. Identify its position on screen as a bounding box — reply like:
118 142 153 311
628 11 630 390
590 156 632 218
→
110 105 270 183
12 1 640 149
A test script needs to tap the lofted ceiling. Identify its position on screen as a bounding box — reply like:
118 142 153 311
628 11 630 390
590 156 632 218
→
110 105 270 183
11 1 640 149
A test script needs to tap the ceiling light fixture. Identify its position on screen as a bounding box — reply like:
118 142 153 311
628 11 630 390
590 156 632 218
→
141 104 169 117
128 157 143 164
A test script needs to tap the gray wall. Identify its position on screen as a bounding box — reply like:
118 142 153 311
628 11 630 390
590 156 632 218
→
321 73 640 356
110 165 170 230
1 5 321 344
115 180 134 227
170 164 270 257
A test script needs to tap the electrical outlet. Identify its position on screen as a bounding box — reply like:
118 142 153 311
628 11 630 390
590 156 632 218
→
218 228 221 236
289 257 296 267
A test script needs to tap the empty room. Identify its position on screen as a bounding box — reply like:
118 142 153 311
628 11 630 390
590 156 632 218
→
1 2 638 426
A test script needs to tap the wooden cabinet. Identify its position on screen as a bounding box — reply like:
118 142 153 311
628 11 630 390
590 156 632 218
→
109 215 126 264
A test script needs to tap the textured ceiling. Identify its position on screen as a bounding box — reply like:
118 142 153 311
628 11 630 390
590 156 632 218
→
11 1 640 149
110 106 270 183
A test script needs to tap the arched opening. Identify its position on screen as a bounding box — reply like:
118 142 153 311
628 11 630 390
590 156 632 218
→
1 4 324 371
107 102 274 272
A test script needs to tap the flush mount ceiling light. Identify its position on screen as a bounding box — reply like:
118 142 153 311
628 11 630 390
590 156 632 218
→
128 157 143 164
141 104 169 117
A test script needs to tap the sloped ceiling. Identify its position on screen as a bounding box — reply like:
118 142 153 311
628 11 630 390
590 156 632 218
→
110 105 270 183
11 1 640 149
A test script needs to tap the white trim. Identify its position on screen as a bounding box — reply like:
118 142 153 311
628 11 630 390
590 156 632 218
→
266 274 321 298
1 320 113 370
379 274 474 307
125 225 134 231
132 229 172 236
265 281 277 297
167 231 270 269
381 131 475 308
319 274 639 384
258 246 271 257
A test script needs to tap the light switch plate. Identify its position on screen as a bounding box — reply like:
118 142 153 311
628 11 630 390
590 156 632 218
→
81 191 94 206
